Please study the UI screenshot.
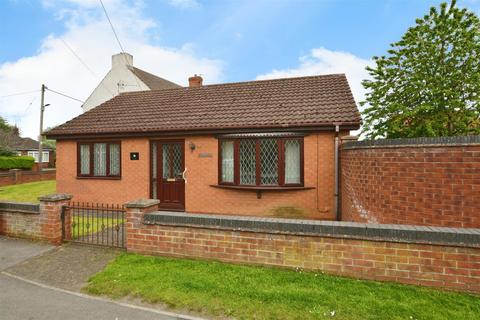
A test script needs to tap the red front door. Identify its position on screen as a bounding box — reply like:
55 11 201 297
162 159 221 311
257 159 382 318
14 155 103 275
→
154 140 185 211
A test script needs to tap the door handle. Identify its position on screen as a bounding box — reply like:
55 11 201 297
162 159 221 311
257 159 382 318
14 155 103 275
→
182 168 187 184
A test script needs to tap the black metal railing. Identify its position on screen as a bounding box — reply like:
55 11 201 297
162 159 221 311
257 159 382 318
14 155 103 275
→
62 202 126 248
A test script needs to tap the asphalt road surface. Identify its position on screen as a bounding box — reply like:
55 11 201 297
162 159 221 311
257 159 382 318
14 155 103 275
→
0 236 200 320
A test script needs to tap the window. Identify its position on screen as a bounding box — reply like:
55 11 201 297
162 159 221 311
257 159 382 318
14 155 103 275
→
27 151 49 163
218 137 303 187
77 142 121 178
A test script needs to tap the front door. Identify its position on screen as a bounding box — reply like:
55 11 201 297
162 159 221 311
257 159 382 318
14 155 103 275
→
154 140 185 211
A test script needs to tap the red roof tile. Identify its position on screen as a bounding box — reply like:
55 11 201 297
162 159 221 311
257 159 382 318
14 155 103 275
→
46 74 361 138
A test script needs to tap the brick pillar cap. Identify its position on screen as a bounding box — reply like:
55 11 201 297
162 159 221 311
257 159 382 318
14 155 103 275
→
38 193 72 202
125 199 160 208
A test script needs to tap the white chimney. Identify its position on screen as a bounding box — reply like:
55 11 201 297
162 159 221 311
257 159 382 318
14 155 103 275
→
112 52 133 68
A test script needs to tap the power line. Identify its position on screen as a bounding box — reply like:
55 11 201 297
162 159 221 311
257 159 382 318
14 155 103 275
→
61 39 98 78
60 38 116 97
99 0 142 89
0 89 38 98
45 87 85 103
99 0 125 53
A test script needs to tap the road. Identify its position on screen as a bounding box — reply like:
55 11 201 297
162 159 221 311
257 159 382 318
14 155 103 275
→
0 236 200 320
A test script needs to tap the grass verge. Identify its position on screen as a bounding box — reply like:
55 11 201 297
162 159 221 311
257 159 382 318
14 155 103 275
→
85 253 480 320
0 180 56 203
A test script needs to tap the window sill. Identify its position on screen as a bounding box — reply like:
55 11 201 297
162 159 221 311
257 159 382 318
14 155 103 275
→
76 176 121 180
210 184 314 198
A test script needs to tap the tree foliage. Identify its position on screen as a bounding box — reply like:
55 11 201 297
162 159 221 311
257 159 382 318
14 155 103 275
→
361 0 480 139
0 116 15 156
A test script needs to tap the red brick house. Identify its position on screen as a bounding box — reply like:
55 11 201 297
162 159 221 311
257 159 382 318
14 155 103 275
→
46 74 360 220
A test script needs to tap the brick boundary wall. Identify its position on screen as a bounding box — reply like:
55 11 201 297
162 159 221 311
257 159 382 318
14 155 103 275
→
125 201 480 294
0 194 71 244
0 169 56 187
340 135 480 228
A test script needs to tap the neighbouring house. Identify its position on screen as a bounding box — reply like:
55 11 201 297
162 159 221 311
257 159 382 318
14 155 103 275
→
0 127 55 169
46 74 361 220
82 52 180 112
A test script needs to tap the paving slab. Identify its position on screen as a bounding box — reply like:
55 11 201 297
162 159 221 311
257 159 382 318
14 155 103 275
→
6 242 122 291
0 236 54 270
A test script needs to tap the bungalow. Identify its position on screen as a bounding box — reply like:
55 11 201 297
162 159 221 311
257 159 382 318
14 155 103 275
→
0 127 55 169
46 74 360 220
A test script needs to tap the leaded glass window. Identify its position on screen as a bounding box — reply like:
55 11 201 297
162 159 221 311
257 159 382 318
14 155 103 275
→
162 144 170 179
285 139 300 184
260 139 278 185
221 141 234 183
239 140 256 185
109 143 120 176
172 144 183 178
218 137 303 187
93 143 107 176
78 142 121 177
152 143 157 198
80 144 90 175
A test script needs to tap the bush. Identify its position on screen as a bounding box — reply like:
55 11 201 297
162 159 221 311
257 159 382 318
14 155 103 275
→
0 146 16 157
0 156 35 170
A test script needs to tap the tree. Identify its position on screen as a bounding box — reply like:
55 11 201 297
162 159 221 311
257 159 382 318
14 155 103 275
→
0 116 13 133
0 116 15 156
361 0 480 139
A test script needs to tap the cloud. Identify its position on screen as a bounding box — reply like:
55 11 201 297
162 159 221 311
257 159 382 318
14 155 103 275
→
0 0 222 138
256 47 372 106
167 0 199 9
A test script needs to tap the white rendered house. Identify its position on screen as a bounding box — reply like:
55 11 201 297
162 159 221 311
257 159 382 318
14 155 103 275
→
82 52 180 112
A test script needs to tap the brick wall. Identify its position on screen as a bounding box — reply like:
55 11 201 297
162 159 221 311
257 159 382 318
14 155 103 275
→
57 132 342 220
0 194 71 244
125 205 480 294
340 137 480 228
0 169 55 187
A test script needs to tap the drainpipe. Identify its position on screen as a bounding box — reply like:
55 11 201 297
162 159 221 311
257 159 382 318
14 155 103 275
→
334 124 340 221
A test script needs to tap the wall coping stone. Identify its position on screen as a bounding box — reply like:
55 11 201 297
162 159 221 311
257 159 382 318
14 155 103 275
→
0 201 40 214
38 194 72 202
143 211 480 248
342 135 480 150
125 199 160 208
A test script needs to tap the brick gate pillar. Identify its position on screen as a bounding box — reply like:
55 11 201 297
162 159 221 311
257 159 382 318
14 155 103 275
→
38 194 72 245
124 199 160 251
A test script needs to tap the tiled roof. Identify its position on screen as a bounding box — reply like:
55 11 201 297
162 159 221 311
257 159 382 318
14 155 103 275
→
0 131 52 151
46 74 361 138
130 67 180 90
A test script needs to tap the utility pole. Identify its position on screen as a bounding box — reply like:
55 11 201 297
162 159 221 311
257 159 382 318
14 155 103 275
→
38 84 46 170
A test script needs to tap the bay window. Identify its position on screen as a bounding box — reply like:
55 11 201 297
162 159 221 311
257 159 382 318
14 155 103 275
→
77 142 121 178
219 137 303 187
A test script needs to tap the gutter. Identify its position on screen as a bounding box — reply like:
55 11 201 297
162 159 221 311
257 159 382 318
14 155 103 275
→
333 124 340 221
45 123 361 140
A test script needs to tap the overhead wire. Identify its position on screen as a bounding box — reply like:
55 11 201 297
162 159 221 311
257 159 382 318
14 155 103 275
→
60 38 116 97
99 0 142 89
0 89 39 99
45 87 85 103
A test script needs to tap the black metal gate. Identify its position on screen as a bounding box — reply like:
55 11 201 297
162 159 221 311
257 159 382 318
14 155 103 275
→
61 202 126 248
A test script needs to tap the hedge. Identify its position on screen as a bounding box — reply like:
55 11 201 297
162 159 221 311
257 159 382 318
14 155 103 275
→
0 156 35 170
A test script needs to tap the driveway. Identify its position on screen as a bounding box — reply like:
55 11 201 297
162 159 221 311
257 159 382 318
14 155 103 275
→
0 236 203 320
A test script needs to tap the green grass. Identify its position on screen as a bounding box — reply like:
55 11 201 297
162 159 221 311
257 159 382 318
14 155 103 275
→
0 180 56 203
71 216 121 239
85 254 480 320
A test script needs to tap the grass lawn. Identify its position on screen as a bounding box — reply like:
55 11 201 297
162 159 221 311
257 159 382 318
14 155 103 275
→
0 180 56 203
85 254 480 320
71 216 122 239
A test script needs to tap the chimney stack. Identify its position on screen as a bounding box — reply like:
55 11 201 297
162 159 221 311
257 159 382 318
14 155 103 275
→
188 75 203 87
112 52 133 68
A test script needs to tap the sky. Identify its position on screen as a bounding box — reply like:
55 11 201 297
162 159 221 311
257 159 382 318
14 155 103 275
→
1 0 479 139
